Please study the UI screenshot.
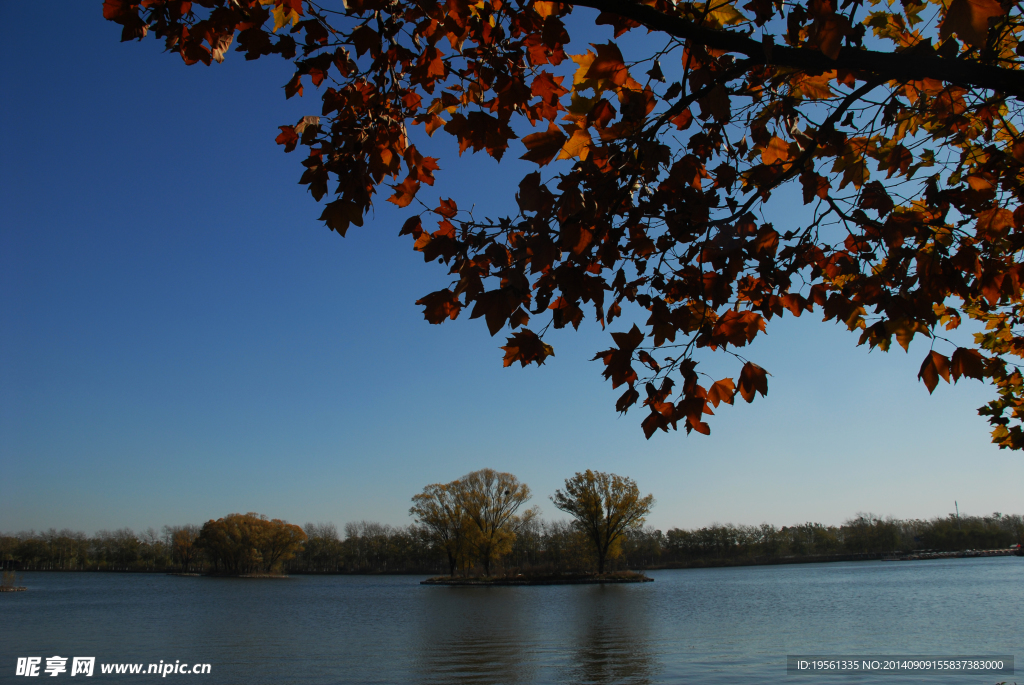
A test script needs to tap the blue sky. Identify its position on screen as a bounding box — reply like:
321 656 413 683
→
1 4 1020 536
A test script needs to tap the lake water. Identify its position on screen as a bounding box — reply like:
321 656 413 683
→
3 558 1021 684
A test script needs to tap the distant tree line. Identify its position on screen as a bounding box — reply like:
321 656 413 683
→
2 503 1021 574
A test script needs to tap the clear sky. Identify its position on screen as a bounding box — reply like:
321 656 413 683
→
1 4 1020 537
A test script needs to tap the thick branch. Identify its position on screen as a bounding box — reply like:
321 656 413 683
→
573 0 1024 100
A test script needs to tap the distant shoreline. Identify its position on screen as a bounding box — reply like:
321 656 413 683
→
7 549 1019 576
646 548 1018 570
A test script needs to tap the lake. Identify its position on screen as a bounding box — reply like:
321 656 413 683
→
3 557 1021 684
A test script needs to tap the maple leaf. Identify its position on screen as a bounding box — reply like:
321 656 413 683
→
707 378 736 407
319 200 364 236
860 181 894 217
918 351 951 393
275 126 299 153
583 42 629 87
737 362 769 402
521 124 568 166
951 347 985 382
417 289 462 323
761 137 792 167
593 325 644 389
388 177 421 208
501 329 555 367
940 0 1006 47
557 127 593 161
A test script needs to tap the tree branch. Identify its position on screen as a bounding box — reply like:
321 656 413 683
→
572 0 1024 100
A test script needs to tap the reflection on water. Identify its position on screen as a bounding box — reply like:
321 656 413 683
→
412 584 657 685
560 586 657 685
414 587 541 685
3 558 1022 684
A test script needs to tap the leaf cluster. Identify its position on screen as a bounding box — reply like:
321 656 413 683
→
104 0 1024 446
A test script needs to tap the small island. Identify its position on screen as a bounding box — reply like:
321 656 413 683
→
1 570 27 592
413 470 657 585
422 570 653 586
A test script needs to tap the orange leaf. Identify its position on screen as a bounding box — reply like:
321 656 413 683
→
637 350 661 371
520 123 568 166
761 137 792 166
416 289 462 323
815 15 850 60
557 127 592 161
501 329 555 367
950 348 985 382
940 0 1006 47
686 416 711 435
435 198 458 218
388 177 420 208
707 378 736 407
583 42 628 87
918 351 951 393
976 208 1013 240
737 362 768 402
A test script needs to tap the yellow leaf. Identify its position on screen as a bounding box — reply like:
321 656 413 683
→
706 0 745 26
761 136 792 166
271 3 300 32
569 51 606 93
534 0 559 17
789 72 834 100
558 127 592 160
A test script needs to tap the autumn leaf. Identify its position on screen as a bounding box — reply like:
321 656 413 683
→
737 362 769 402
319 199 364 236
950 347 985 382
761 137 792 167
583 42 629 87
918 351 951 393
593 325 644 388
501 329 555 367
275 125 299 153
557 127 593 161
815 15 850 59
940 0 1006 47
521 123 568 165
417 289 462 323
707 378 736 407
388 177 421 208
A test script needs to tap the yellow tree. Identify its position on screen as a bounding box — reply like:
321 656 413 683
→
197 513 306 574
257 518 308 572
164 524 201 572
410 481 469 576
552 471 655 573
458 469 532 576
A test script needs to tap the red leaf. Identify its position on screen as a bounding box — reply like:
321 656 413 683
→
950 348 985 382
416 289 462 324
737 362 769 402
388 177 420 208
918 351 951 393
435 198 458 218
501 329 555 367
707 378 736 407
520 123 567 166
275 125 298 153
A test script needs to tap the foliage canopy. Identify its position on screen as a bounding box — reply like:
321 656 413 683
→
197 512 307 573
552 470 654 572
104 0 1024 445
410 468 536 575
